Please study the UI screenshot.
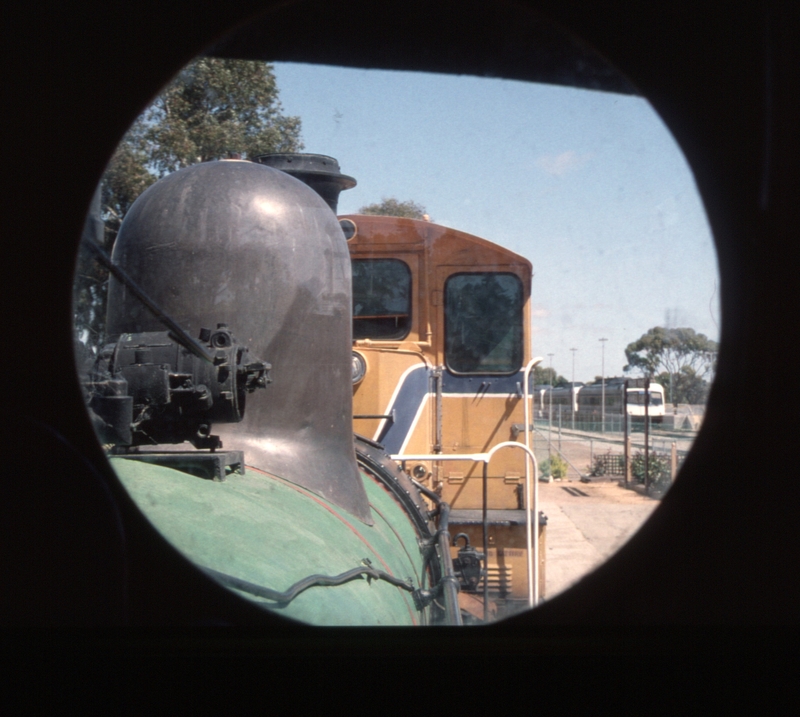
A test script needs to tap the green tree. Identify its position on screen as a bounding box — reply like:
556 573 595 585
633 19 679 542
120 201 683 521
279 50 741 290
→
624 326 718 404
102 57 303 241
76 57 304 353
139 57 303 175
533 365 569 387
656 367 710 404
358 197 430 220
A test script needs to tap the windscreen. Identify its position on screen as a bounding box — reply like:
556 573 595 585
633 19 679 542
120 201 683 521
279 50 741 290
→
444 272 523 374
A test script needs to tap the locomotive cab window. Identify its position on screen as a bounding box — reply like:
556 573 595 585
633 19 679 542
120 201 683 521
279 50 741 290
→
352 259 412 340
444 273 523 374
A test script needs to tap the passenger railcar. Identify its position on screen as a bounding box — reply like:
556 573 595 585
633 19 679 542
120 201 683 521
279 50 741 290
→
537 384 582 419
621 381 666 421
538 379 666 426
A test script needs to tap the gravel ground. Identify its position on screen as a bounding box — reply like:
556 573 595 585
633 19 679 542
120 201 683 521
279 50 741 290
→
537 477 662 600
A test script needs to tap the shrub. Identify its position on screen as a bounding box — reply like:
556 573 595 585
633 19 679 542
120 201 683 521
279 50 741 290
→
588 449 614 477
630 450 671 486
588 457 605 477
540 458 551 478
548 454 568 479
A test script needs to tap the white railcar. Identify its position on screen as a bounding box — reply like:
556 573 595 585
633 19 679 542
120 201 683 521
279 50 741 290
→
539 378 665 426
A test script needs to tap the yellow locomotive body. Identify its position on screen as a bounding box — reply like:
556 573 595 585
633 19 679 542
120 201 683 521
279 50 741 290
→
343 214 541 615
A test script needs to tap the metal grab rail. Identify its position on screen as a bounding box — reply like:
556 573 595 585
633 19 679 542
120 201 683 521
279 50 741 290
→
393 438 540 614
522 357 543 607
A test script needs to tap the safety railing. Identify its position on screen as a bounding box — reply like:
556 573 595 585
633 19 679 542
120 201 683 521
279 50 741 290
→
392 440 540 620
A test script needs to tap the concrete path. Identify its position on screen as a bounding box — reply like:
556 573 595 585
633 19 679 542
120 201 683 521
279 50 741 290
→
538 479 661 600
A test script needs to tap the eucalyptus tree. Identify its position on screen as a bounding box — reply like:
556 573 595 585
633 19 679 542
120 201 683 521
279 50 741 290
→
358 197 430 220
75 58 303 351
624 326 718 404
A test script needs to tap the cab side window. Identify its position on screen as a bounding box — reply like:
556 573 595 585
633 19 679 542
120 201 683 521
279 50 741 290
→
444 273 522 374
352 259 411 340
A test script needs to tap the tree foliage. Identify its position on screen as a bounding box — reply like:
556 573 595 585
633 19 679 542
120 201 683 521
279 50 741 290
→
533 365 569 387
76 57 304 352
138 57 303 175
541 454 568 479
358 197 430 220
101 57 303 242
631 450 671 488
624 327 718 383
101 130 158 245
656 367 710 404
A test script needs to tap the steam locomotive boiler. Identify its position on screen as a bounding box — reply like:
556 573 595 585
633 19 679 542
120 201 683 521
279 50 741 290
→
80 158 462 625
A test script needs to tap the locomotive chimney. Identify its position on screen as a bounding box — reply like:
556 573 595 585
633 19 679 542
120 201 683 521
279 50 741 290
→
253 153 356 214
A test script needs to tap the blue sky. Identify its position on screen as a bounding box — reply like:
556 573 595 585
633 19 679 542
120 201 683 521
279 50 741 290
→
273 63 720 384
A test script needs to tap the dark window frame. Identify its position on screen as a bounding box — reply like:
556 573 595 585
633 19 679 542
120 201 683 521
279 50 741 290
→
351 258 412 341
443 271 524 376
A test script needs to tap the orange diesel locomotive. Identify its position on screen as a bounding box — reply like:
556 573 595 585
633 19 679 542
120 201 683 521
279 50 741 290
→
255 152 544 620
342 212 542 618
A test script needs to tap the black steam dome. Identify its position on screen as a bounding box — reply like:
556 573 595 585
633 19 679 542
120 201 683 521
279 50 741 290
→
106 160 371 523
253 153 356 214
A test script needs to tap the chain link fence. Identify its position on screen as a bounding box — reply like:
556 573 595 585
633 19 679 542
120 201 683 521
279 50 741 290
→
528 419 692 493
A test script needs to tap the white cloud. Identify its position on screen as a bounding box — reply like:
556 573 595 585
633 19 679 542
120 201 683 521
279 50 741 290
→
535 150 594 177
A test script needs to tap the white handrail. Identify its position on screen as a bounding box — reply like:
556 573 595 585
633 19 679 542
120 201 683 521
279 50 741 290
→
522 357 543 606
392 431 542 609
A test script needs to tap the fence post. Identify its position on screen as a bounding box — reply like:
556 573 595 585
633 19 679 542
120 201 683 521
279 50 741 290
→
538 513 546 599
623 378 629 487
558 407 562 452
625 436 631 488
644 377 650 493
671 441 677 481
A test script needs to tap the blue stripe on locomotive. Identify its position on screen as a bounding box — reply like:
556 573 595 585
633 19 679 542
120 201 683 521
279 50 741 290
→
377 367 524 453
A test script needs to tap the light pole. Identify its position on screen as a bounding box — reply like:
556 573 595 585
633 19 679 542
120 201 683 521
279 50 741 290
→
547 353 554 455
570 348 577 430
599 338 608 433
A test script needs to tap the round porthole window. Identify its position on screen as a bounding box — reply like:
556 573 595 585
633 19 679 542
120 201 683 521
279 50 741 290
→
72 14 718 625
